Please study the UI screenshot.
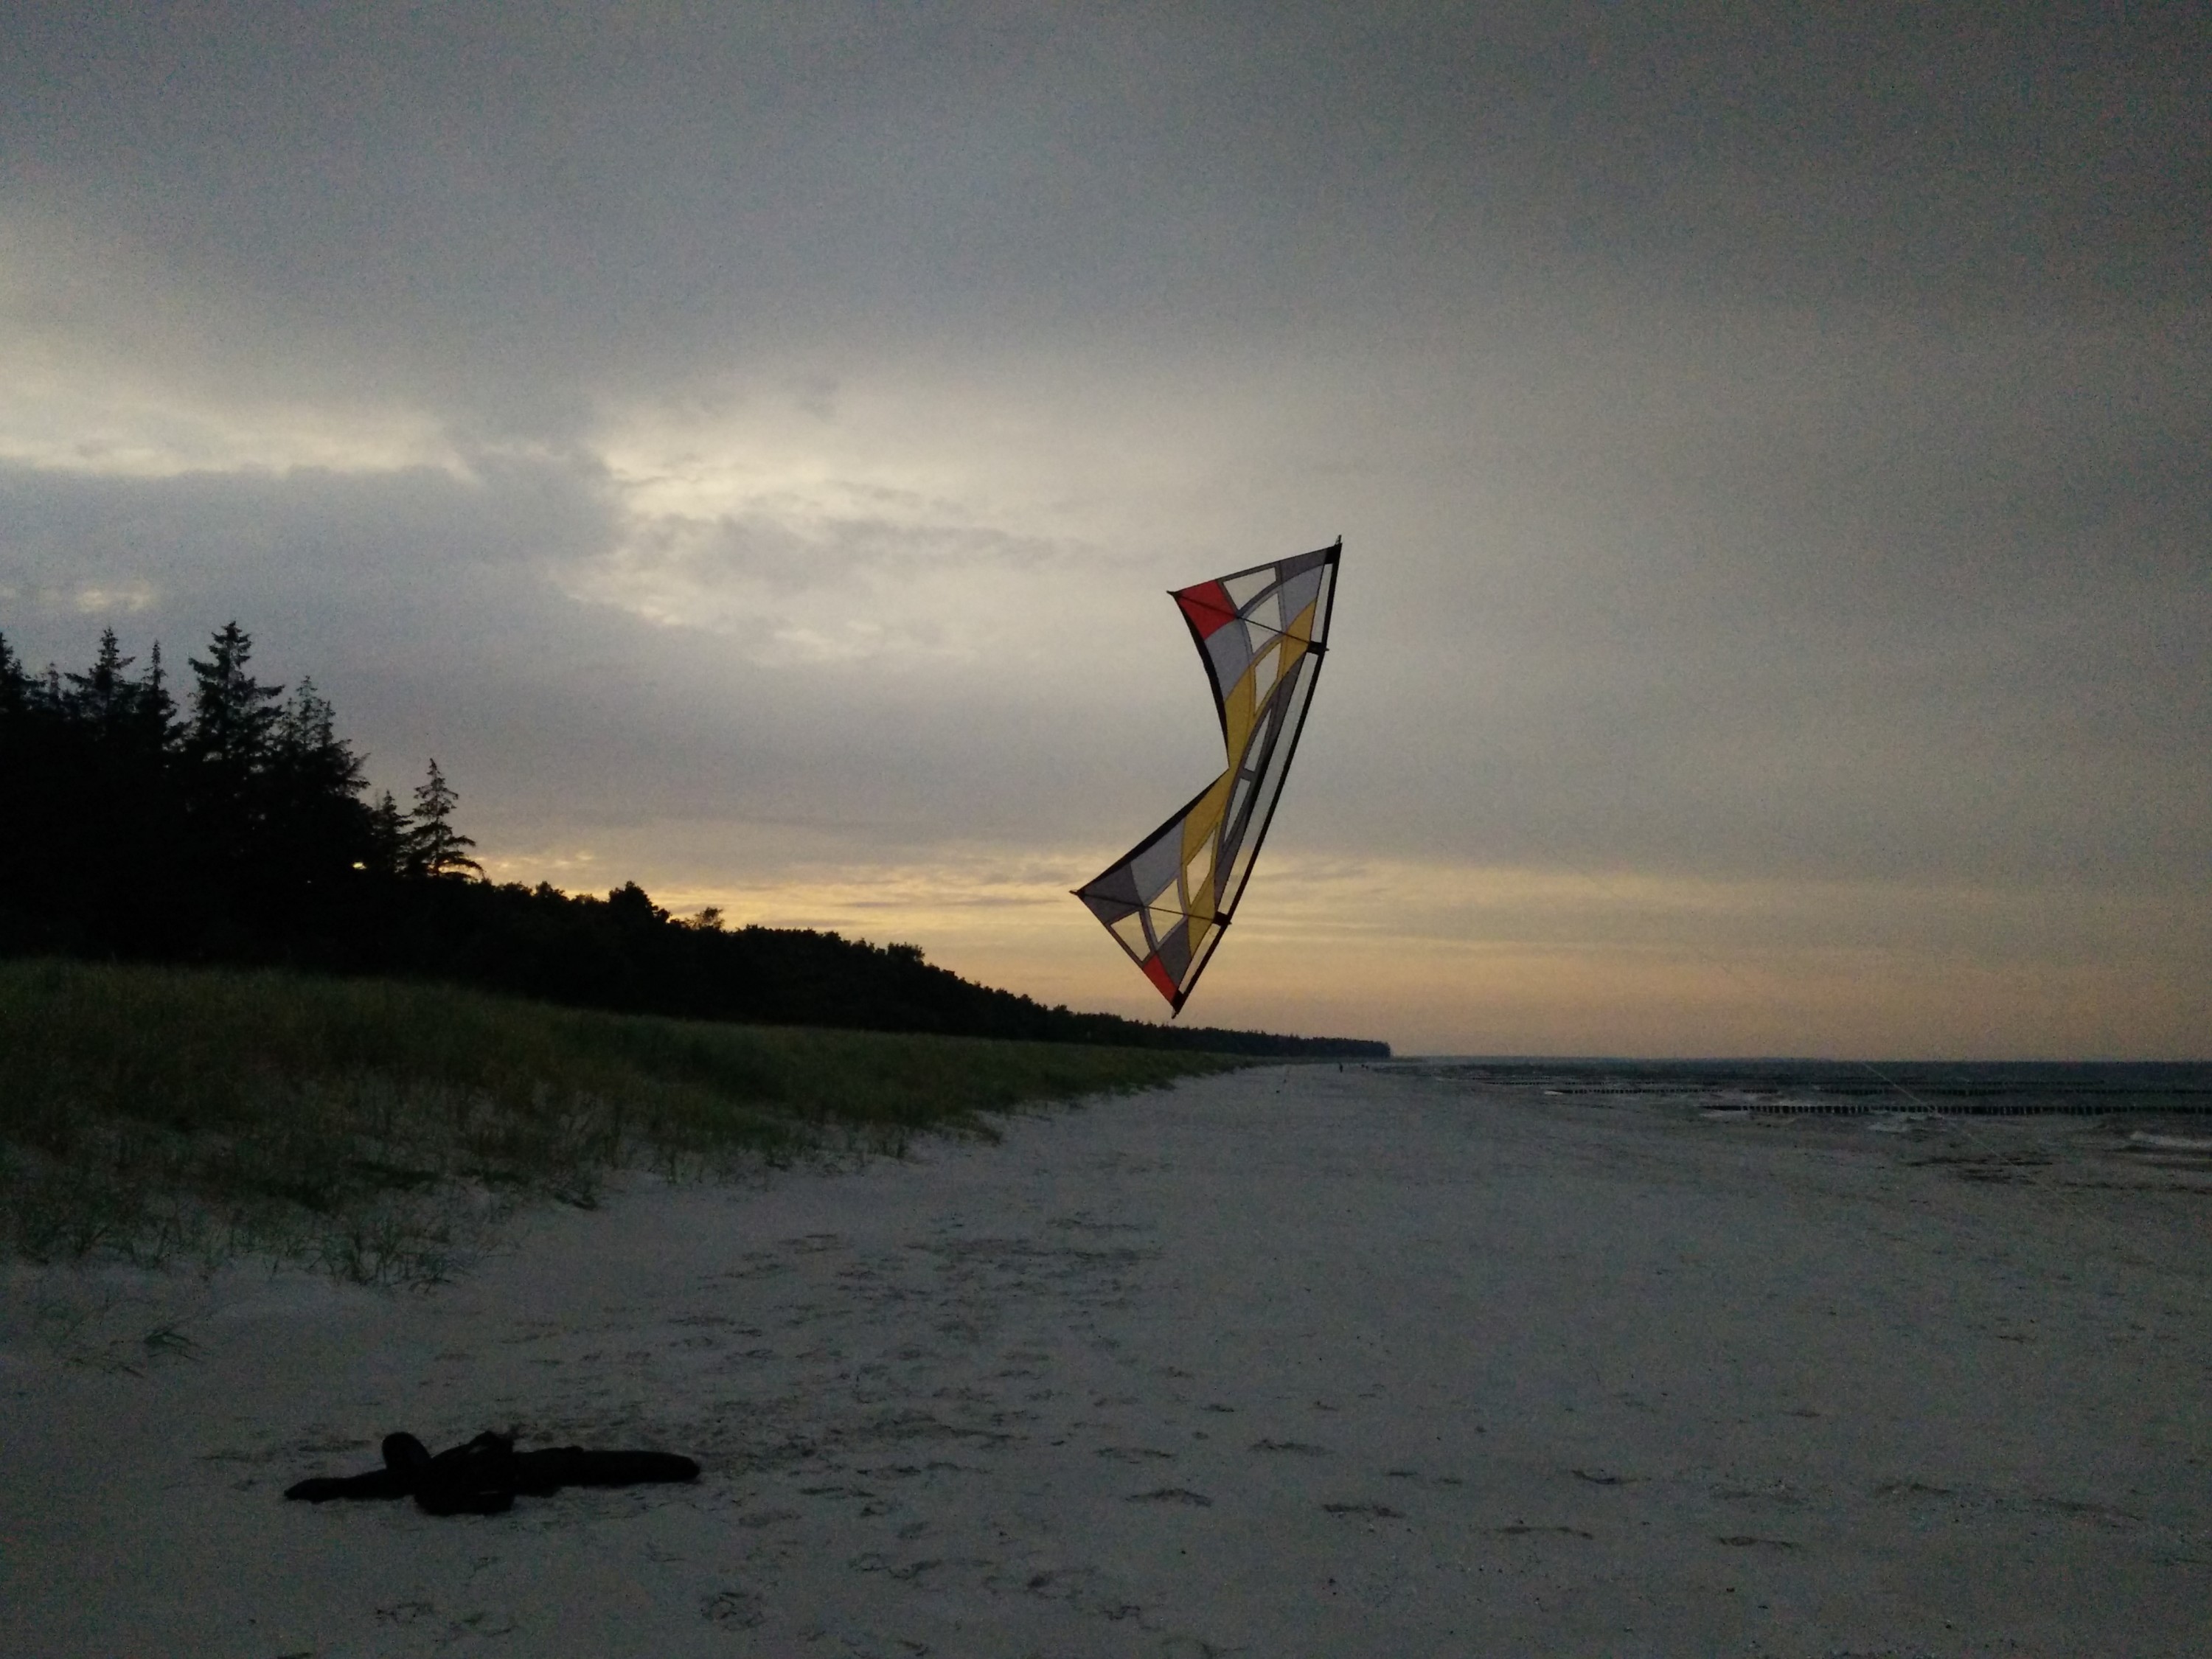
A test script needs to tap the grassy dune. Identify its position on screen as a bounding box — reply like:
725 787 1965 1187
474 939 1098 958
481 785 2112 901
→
0 959 1239 1283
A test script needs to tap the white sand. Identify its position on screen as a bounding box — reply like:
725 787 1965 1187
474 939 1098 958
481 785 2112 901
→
4 1064 2208 1657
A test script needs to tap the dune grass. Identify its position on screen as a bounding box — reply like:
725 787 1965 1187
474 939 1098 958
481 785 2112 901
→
0 959 1239 1283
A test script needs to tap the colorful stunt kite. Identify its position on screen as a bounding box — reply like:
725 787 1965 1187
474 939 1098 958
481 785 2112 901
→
1075 540 1341 1013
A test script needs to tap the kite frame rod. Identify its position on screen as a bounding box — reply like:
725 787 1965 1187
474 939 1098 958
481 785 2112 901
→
1160 596 1332 655
1065 891 1232 930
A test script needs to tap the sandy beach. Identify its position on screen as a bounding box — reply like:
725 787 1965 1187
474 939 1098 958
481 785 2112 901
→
4 1062 2208 1657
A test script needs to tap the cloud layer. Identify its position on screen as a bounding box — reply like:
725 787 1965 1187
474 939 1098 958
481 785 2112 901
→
4 3 2206 1051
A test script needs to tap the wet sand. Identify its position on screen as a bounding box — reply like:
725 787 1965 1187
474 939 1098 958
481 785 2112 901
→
4 1063 2208 1656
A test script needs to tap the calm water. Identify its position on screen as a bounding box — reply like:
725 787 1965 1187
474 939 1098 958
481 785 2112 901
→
1402 1058 2212 1116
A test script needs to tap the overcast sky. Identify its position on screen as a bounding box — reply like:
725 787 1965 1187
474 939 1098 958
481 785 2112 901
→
4 3 2205 1055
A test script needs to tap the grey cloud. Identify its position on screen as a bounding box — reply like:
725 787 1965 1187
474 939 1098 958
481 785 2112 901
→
1 3 2206 1033
1280 302 2212 889
607 503 1070 601
10 4 2202 424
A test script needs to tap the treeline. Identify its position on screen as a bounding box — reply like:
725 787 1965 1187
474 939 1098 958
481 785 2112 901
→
0 624 1388 1060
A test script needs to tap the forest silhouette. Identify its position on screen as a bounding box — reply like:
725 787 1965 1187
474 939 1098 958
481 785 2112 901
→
0 624 1384 1058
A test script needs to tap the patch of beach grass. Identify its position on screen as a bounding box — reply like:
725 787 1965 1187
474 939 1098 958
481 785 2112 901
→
0 959 1239 1282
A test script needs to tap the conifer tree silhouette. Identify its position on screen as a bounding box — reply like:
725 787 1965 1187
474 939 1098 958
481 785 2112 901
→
366 789 411 877
63 628 135 728
0 632 30 718
185 622 284 776
406 759 482 880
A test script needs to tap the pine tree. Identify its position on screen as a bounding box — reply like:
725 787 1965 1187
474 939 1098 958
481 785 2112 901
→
271 678 366 803
178 623 293 937
185 621 284 776
6 629 186 954
0 631 29 714
404 759 482 880
262 677 375 886
132 641 178 751
63 628 135 728
366 789 410 877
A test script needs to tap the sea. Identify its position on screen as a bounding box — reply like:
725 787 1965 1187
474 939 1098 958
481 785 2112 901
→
1391 1058 2212 1116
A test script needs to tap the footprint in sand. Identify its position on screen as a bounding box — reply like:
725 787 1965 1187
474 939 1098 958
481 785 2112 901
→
1383 1469 1463 1488
700 1587 765 1627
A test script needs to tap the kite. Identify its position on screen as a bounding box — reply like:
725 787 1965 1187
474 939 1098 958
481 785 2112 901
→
1075 539 1341 1013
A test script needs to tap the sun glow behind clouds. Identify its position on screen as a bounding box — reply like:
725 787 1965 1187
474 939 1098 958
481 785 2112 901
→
0 361 464 482
559 496 1082 667
0 218 463 481
475 834 2211 1059
561 366 1304 666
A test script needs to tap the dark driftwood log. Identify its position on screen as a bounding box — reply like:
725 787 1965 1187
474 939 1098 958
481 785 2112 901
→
285 1431 700 1514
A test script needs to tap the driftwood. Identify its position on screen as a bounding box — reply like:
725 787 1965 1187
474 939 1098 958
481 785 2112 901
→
285 1431 699 1516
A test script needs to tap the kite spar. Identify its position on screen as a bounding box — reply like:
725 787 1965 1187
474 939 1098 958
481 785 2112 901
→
1074 539 1341 1013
